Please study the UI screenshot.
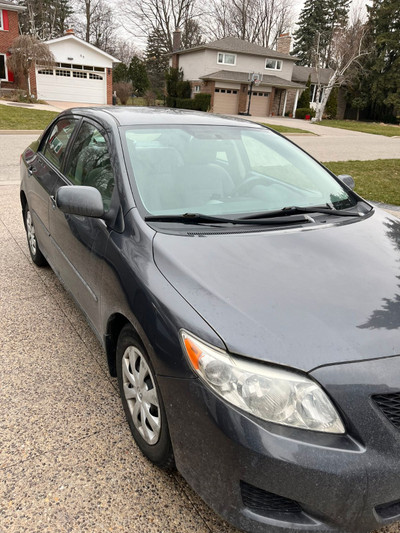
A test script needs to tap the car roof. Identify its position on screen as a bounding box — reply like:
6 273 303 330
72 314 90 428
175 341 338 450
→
62 106 264 128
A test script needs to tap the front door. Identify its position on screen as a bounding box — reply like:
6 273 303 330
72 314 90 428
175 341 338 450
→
49 120 116 334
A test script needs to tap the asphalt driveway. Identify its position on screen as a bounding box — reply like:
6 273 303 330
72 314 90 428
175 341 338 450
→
0 133 399 533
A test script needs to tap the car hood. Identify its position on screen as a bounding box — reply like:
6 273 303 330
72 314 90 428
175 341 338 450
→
153 210 400 372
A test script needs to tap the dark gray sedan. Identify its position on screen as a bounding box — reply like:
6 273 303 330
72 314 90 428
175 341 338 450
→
20 107 400 533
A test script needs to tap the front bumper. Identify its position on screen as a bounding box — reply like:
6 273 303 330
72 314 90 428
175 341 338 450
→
158 355 400 533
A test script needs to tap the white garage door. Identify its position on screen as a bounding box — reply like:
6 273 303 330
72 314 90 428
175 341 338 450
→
36 66 106 104
213 88 239 114
249 91 271 117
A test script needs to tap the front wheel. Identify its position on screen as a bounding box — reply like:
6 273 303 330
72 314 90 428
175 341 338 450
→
24 204 47 266
116 324 175 469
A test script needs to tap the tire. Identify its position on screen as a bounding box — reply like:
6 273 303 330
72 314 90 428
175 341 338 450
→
116 324 175 469
24 203 47 267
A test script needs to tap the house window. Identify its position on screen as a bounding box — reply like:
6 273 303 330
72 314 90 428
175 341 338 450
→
89 73 103 80
265 59 282 70
193 85 200 93
217 52 236 65
73 71 87 78
0 10 3 30
38 69 53 75
0 54 6 80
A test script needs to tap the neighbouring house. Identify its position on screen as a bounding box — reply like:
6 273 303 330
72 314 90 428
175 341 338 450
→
292 65 333 109
292 65 346 119
0 0 25 92
170 32 305 117
30 30 120 105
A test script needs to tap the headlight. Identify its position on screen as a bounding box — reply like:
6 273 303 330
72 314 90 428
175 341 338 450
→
180 330 345 434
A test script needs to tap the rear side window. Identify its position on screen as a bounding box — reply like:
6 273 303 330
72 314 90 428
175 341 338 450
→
42 118 78 170
64 121 115 210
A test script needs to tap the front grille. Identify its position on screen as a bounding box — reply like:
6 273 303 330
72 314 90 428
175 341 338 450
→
373 392 400 429
240 481 303 518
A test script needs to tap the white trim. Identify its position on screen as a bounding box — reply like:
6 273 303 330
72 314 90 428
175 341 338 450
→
0 9 3 30
0 3 25 12
265 58 282 71
44 34 120 63
0 52 8 81
217 52 237 66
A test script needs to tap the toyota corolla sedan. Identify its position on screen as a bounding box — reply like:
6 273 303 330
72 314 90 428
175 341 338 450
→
20 107 400 533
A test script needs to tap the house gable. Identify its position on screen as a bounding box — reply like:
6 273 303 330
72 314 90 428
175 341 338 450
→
45 35 119 68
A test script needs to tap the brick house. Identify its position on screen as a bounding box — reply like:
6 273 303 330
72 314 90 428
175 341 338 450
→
0 0 25 90
170 33 305 117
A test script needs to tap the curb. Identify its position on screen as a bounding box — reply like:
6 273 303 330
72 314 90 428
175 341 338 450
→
0 130 42 135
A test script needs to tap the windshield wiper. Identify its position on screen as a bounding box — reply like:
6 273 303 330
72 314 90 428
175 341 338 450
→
145 212 314 225
239 205 363 220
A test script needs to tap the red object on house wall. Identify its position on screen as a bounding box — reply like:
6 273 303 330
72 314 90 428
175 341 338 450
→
0 10 21 88
3 10 9 31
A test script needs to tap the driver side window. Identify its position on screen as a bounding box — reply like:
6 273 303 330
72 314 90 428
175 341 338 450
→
65 122 115 210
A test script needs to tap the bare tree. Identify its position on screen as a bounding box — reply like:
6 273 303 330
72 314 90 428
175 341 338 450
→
71 0 117 53
121 0 202 52
205 0 293 48
7 35 54 95
314 20 370 121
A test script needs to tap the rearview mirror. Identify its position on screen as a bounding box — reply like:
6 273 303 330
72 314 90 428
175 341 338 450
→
337 174 355 190
56 186 104 218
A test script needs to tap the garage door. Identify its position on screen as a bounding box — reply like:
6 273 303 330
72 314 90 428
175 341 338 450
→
249 91 271 117
213 88 239 114
36 66 106 104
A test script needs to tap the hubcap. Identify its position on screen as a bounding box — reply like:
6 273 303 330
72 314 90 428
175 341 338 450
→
122 346 161 445
26 210 37 256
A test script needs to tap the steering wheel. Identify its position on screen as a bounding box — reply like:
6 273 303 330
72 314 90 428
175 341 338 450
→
232 175 272 196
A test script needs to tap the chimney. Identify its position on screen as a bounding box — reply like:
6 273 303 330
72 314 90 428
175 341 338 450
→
172 28 181 69
65 28 75 35
276 33 291 55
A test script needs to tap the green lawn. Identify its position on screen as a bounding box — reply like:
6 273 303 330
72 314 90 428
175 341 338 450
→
324 159 400 206
261 122 313 134
0 105 58 130
317 120 400 137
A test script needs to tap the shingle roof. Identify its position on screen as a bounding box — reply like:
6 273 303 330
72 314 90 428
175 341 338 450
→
176 36 297 61
200 70 305 89
292 65 334 85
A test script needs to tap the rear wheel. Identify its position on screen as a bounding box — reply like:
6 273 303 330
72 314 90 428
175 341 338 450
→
24 204 47 266
116 324 175 469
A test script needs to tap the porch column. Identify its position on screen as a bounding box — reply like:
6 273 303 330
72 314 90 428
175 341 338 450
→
282 90 288 116
293 89 300 117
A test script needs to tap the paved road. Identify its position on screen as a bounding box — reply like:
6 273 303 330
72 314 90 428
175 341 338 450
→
232 115 400 162
0 134 38 184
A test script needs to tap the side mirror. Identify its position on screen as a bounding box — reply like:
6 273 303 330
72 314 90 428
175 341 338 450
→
56 186 104 218
337 174 355 190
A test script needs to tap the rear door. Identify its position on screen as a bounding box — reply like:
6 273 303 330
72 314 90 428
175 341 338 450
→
48 119 116 335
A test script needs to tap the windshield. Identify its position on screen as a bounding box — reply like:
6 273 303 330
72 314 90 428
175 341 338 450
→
122 124 356 217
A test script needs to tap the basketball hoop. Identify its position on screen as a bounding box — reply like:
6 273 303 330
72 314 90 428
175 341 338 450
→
251 73 262 86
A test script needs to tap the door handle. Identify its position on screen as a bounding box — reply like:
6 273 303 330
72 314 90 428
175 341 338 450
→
27 166 36 176
50 195 57 209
